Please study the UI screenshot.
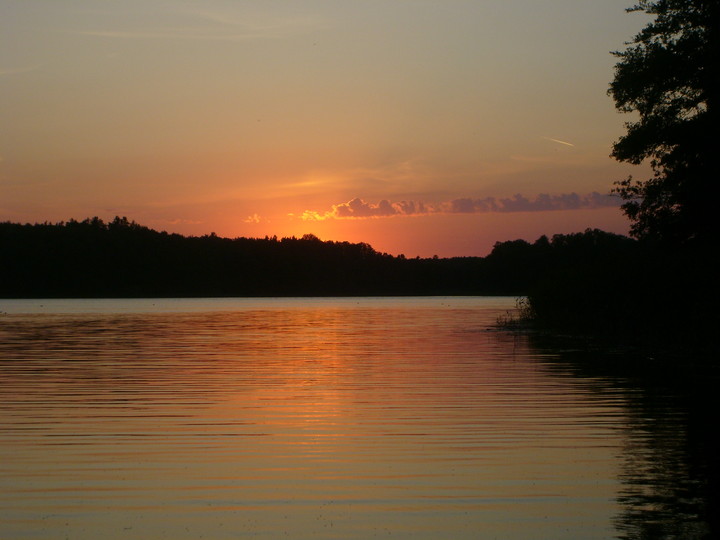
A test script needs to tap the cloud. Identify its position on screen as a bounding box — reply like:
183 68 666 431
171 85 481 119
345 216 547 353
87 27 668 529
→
542 137 575 147
77 29 286 41
300 197 430 221
77 10 325 42
243 213 266 224
184 8 325 38
0 65 41 76
444 193 597 213
165 218 203 225
300 192 620 221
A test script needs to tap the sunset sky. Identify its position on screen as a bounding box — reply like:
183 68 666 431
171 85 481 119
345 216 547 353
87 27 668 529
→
1 0 651 257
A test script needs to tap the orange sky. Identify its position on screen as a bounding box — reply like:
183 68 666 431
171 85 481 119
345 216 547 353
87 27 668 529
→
0 1 651 257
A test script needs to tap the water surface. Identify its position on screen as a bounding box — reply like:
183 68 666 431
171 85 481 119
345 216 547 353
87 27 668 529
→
0 297 713 538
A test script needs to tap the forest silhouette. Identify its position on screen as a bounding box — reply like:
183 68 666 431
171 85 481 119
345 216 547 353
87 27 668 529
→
0 215 615 299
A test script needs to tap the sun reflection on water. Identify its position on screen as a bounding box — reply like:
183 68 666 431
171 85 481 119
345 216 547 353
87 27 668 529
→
1 298 711 539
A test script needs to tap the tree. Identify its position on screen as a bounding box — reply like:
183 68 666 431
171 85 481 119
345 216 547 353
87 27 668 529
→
609 0 719 244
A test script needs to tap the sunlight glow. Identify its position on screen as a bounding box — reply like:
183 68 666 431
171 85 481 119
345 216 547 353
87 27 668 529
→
2 1 650 256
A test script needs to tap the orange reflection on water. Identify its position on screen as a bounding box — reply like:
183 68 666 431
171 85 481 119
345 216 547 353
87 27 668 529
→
1 298 627 539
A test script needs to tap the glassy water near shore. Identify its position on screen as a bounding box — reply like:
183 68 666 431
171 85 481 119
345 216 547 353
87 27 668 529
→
0 297 715 539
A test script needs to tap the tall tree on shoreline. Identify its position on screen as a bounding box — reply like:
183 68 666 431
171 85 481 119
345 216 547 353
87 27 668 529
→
609 0 719 244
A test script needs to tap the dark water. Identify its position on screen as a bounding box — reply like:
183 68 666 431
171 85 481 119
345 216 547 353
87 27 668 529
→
0 297 715 539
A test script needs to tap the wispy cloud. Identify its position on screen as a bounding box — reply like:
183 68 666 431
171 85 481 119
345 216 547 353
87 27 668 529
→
77 9 325 42
299 192 619 221
0 65 41 76
184 8 325 37
542 137 575 147
165 218 203 226
77 28 292 41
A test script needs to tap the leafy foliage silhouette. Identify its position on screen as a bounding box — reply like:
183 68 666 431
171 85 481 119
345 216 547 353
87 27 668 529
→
609 0 720 243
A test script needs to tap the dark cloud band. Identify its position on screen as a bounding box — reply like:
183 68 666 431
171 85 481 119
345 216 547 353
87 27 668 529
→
301 192 620 221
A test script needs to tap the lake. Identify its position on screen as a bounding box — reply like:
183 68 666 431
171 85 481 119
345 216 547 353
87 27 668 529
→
0 297 715 539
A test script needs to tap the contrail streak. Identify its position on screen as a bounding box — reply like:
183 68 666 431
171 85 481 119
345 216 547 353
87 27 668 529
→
543 137 575 147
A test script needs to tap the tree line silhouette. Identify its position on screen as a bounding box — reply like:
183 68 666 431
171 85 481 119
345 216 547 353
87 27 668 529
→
1 216 633 299
0 216 480 298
